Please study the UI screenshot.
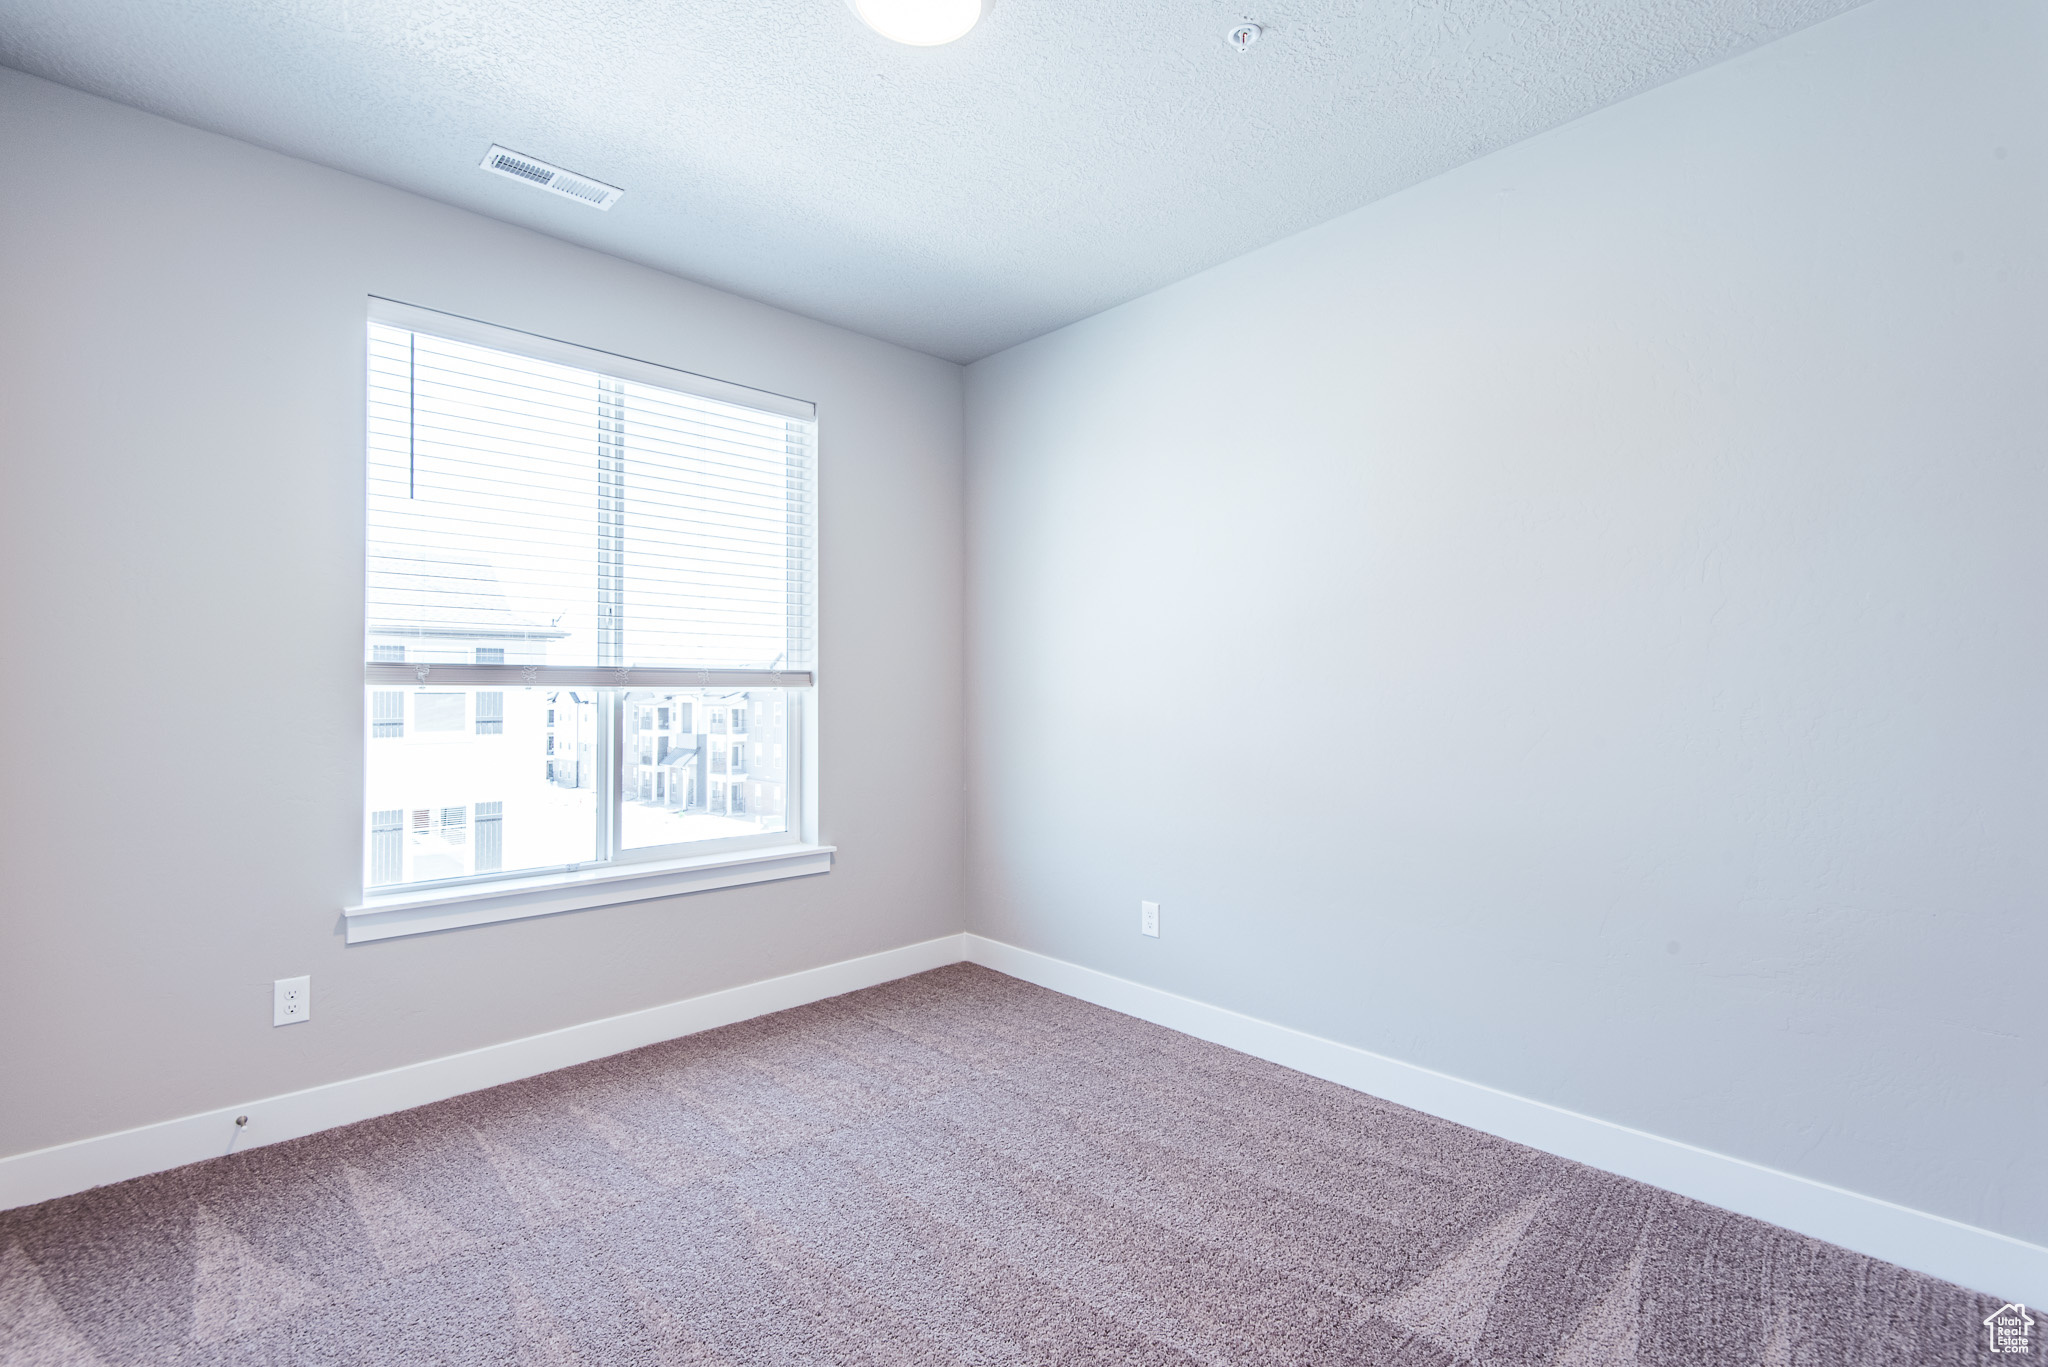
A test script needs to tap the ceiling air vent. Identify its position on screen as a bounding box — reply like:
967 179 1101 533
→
478 145 624 211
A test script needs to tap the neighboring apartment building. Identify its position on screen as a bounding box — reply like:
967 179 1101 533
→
364 555 571 888
547 692 599 791
615 688 790 823
366 559 792 889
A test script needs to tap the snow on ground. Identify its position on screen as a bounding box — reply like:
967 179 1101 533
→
622 801 776 849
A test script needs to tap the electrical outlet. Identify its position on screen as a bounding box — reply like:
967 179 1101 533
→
273 976 310 1026
1140 901 1160 938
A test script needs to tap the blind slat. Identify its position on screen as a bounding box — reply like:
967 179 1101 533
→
369 297 815 420
366 318 816 675
363 663 814 689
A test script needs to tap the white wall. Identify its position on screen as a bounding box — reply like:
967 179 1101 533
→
966 0 2046 1246
0 68 964 1161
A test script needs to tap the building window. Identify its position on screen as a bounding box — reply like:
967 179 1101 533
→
369 809 403 885
475 802 503 872
361 302 816 899
371 691 404 739
731 743 745 772
415 693 465 732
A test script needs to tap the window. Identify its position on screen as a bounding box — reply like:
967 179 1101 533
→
414 693 465 732
359 300 817 917
731 743 745 772
475 802 503 872
369 810 403 885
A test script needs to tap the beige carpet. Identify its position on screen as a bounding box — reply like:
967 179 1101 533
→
0 964 2002 1364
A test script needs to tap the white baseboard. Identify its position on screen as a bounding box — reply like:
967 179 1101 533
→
8 928 2039 1307
0 933 968 1214
963 934 2047 1306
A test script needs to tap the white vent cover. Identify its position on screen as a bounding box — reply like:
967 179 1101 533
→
478 145 624 211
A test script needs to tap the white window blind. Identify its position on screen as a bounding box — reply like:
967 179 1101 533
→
365 300 817 689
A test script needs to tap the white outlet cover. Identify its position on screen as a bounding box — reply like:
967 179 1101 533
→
273 975 310 1026
1141 901 1160 937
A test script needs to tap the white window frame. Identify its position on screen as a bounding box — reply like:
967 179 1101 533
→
344 299 829 944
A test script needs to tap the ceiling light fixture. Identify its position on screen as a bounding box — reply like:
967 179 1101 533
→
849 0 982 46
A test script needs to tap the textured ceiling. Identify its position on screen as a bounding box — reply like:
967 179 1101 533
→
0 0 1867 361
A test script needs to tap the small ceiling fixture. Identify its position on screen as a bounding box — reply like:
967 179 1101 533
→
1228 22 1262 52
850 0 982 46
478 145 624 211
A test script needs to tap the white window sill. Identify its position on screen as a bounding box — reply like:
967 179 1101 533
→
342 844 834 944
